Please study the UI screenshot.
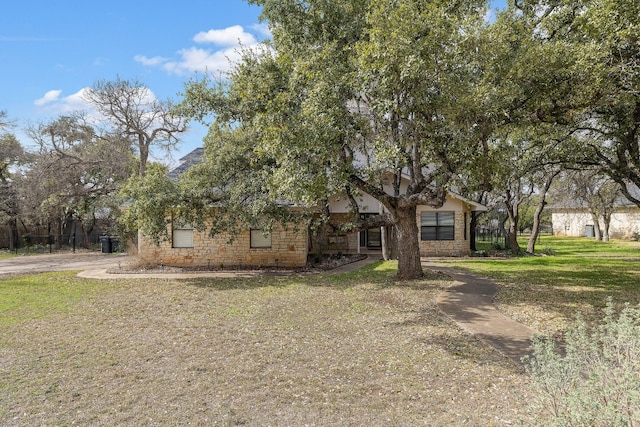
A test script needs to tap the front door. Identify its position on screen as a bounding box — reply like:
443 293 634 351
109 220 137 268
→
359 213 382 248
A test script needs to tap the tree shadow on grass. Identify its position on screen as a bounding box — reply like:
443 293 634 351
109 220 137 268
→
386 306 526 367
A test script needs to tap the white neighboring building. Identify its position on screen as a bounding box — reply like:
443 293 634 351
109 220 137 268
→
550 189 640 239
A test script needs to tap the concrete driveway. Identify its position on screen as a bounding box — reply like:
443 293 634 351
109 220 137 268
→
0 253 127 276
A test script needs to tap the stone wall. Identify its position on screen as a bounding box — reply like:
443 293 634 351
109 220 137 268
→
417 208 471 257
138 224 309 268
312 207 473 257
309 213 359 255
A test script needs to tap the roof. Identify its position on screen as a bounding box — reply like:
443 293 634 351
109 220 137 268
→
448 192 488 212
549 183 640 210
167 147 205 180
169 147 488 212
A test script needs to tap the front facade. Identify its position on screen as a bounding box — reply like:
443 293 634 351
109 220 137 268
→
136 149 486 267
417 195 478 256
138 223 309 268
313 190 484 258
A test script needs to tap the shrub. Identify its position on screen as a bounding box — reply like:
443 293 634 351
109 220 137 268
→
539 247 555 256
491 241 505 251
525 300 640 426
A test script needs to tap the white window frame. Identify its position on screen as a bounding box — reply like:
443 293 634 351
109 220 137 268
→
172 223 194 248
250 229 272 248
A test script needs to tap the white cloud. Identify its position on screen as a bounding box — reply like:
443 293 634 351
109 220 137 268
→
162 46 242 75
134 55 168 66
34 88 92 115
193 25 256 46
33 87 163 129
136 24 269 77
250 23 272 38
34 89 62 106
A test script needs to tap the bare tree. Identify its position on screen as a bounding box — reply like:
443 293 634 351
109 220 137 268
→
84 77 187 176
0 132 25 249
567 169 621 242
23 115 135 247
0 110 8 130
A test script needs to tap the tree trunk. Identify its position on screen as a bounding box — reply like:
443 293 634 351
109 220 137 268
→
602 213 611 242
381 225 391 261
381 226 398 260
506 224 520 253
505 207 521 253
527 203 544 254
526 172 557 254
504 198 521 253
470 211 478 251
8 217 18 251
394 206 423 280
81 223 92 249
139 142 149 176
590 212 602 240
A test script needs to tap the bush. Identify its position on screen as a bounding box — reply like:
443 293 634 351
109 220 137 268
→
525 300 640 426
539 247 555 256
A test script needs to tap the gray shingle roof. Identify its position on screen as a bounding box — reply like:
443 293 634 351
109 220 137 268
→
168 147 204 180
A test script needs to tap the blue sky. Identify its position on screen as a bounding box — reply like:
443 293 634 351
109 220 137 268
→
1 0 506 165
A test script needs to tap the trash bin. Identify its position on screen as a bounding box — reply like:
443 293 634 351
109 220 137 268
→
110 237 120 253
100 235 112 253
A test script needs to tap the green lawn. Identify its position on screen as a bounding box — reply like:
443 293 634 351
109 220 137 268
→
437 235 640 334
0 251 16 261
3 238 636 423
0 271 107 327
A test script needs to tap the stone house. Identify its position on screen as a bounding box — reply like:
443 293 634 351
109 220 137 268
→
316 188 486 258
136 149 487 268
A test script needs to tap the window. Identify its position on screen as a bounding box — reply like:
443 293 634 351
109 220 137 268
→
250 229 272 248
421 212 455 241
172 223 194 248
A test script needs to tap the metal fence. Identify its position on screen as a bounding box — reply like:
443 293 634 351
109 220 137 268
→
0 232 123 254
475 227 507 248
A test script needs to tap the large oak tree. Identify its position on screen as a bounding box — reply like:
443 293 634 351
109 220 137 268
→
171 0 491 279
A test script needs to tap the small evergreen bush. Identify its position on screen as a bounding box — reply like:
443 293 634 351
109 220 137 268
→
525 300 640 426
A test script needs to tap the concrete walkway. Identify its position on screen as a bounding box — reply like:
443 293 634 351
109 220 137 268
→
425 261 536 366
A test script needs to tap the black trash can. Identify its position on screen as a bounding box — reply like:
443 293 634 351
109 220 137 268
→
110 237 120 253
100 235 112 253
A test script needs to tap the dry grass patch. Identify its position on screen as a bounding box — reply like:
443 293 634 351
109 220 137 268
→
1 264 537 426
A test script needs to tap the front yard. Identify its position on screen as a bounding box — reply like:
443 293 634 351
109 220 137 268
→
3 236 637 425
1 264 535 426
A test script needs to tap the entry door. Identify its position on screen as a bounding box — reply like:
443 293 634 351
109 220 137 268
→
585 224 595 238
359 213 382 248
